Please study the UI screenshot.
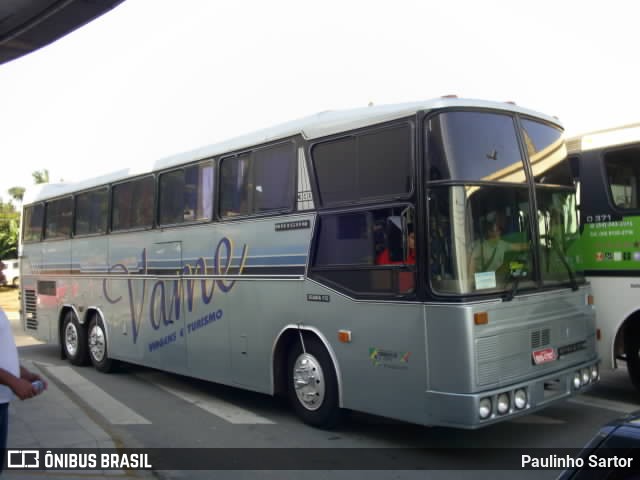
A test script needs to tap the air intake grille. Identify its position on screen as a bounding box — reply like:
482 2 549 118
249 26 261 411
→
531 328 551 349
24 289 38 330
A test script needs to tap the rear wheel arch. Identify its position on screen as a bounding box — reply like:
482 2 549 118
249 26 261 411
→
84 308 108 340
616 310 640 360
58 305 81 346
621 310 640 391
86 310 117 373
60 307 89 366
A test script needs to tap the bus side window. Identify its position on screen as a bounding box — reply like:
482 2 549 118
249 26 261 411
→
220 155 250 218
604 147 640 210
375 216 414 265
311 206 415 297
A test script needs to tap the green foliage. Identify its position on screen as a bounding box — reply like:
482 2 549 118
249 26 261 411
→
32 169 49 184
8 186 25 202
0 170 50 259
0 200 19 259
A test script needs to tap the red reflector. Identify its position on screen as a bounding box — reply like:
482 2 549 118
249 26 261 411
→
338 330 352 343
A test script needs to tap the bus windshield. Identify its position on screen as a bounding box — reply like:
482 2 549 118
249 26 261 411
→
426 111 584 296
429 185 536 295
536 188 583 287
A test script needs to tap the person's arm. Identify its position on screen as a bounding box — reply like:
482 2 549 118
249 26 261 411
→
0 367 36 400
508 239 530 252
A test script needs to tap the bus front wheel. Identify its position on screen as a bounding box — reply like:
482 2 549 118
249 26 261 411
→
62 311 89 366
88 316 116 373
625 324 640 391
287 336 341 428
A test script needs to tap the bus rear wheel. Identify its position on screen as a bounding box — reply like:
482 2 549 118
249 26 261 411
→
88 316 116 373
625 325 640 391
62 311 89 366
287 335 341 428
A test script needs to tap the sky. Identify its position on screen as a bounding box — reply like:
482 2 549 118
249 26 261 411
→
1 0 639 202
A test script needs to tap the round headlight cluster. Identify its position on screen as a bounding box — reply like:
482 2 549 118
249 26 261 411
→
581 368 591 386
479 398 492 419
480 388 529 420
514 389 527 410
573 372 582 389
573 365 599 390
497 393 510 414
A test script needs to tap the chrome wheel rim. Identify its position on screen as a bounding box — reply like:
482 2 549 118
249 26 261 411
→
293 353 325 411
64 322 79 357
89 324 106 362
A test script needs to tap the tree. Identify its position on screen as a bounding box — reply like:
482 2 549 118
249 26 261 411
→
8 186 25 203
0 170 51 262
32 169 49 184
0 200 19 259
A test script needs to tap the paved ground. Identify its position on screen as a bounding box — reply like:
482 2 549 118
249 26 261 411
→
2 310 154 479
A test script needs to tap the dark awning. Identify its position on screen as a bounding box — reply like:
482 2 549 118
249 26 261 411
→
0 0 125 65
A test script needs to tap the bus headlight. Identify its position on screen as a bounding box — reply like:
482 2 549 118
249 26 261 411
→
479 398 492 419
514 389 527 410
573 372 582 389
591 364 599 381
497 393 510 414
581 368 591 386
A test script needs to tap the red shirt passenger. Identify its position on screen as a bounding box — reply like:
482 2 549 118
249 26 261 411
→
376 232 416 265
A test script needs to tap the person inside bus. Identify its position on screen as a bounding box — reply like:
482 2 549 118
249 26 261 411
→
376 218 416 265
470 211 527 275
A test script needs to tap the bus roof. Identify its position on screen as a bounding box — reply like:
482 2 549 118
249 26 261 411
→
567 122 640 153
23 97 561 205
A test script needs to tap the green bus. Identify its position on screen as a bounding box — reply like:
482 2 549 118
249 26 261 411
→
568 124 640 389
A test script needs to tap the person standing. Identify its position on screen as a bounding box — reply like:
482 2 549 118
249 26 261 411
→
0 306 47 473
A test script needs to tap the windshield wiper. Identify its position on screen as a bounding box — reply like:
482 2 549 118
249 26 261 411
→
502 269 523 302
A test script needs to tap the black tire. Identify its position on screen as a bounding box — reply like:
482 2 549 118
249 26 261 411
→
62 311 89 366
11 277 18 288
88 316 116 373
625 323 640 391
287 335 341 428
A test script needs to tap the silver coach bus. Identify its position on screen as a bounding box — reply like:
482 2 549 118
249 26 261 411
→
19 98 599 429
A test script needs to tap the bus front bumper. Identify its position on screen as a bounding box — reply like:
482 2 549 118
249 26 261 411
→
424 358 600 429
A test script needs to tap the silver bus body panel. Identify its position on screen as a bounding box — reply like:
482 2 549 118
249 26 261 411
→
21 214 314 392
20 216 598 427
